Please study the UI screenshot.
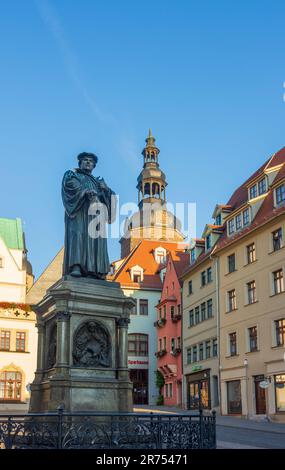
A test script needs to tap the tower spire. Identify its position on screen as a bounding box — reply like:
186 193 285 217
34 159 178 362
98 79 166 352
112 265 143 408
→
137 130 166 208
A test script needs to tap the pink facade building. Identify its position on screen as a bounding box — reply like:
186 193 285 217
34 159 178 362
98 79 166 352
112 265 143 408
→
155 251 189 407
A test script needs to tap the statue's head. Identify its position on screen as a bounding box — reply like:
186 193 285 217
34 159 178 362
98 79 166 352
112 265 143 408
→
77 152 98 173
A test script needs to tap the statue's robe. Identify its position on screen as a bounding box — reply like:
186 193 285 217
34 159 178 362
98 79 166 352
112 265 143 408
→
62 168 115 277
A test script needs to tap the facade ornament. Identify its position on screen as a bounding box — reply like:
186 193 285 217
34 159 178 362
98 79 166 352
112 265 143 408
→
73 320 111 368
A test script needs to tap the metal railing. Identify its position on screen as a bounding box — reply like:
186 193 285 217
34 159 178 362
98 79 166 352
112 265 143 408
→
0 408 216 449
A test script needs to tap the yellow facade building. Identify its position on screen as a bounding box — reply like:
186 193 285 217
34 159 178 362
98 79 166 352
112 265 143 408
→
181 147 285 421
0 218 36 411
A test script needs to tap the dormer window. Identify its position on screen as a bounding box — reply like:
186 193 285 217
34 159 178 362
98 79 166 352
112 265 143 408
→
249 184 257 199
249 178 267 200
130 265 144 283
215 214 221 225
228 218 235 235
206 234 211 251
228 208 250 236
243 208 249 226
276 184 285 206
235 213 242 231
258 178 266 195
154 247 166 264
190 248 195 264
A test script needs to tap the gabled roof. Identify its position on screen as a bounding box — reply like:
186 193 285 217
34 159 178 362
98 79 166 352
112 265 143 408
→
214 146 285 252
0 218 24 250
111 239 187 289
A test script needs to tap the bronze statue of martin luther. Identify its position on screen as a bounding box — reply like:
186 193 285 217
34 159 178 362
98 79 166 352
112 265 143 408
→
62 152 116 279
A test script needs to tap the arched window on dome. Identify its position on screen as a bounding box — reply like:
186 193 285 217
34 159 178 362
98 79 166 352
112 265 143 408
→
144 183 150 197
152 183 160 198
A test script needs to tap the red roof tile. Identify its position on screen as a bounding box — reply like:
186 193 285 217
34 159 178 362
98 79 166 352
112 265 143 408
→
111 240 187 289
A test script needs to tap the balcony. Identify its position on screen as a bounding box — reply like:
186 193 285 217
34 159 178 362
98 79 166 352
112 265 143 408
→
155 349 167 358
153 318 167 328
170 348 181 357
171 314 182 323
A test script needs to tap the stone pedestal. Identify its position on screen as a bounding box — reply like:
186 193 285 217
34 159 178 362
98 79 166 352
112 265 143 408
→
29 276 135 413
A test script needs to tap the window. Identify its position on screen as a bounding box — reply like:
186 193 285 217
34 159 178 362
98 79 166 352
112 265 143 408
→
213 338 218 357
170 306 175 320
159 338 162 351
228 218 235 235
177 304 181 316
133 272 142 283
215 214 221 225
228 289 237 312
229 332 237 356
187 348 192 364
0 371 22 401
171 338 175 352
195 307 200 324
199 343 204 361
177 336 181 349
188 280 193 295
131 303 137 315
156 250 166 264
205 341 211 359
207 267 212 283
163 305 166 318
163 337 166 350
207 299 213 318
276 184 285 205
201 271 206 287
16 332 26 352
189 310 194 327
0 257 3 268
0 331 10 351
172 281 175 291
192 346 197 362
235 213 242 231
243 208 250 226
190 249 195 263
258 178 266 195
247 281 256 304
128 334 148 356
275 319 285 346
228 254 236 273
272 228 282 251
169 383 173 398
246 243 256 264
139 299 148 316
201 302 206 321
206 234 211 250
273 269 284 295
275 375 285 412
248 326 258 352
250 184 257 199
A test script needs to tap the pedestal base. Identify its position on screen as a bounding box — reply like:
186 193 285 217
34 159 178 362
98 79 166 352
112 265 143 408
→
29 276 134 413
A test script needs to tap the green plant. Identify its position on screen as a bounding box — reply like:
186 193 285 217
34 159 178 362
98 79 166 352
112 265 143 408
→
155 370 165 392
156 394 164 406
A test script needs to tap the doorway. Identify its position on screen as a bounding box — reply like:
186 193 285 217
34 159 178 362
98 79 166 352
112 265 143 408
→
129 369 148 405
254 376 266 414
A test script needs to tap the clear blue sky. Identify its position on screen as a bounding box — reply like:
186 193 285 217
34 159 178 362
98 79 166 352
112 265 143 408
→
1 0 285 278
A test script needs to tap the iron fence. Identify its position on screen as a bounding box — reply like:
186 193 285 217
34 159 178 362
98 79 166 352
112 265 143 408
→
0 408 216 449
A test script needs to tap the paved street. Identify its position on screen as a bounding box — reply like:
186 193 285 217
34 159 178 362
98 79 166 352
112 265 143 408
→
134 405 285 449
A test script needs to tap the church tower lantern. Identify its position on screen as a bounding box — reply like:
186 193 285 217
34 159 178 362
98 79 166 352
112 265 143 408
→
137 129 167 208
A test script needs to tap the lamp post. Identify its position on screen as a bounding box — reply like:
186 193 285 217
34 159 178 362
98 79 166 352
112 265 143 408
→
244 358 248 419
